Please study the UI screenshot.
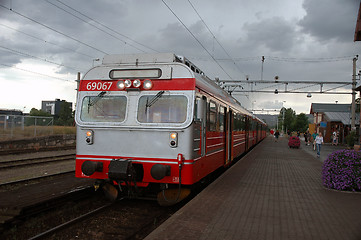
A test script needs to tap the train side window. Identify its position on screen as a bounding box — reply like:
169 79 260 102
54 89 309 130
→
219 106 225 132
234 113 240 131
194 97 201 120
209 101 217 131
233 112 237 131
240 115 246 131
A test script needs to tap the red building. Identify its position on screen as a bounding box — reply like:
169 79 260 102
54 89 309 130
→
310 103 359 144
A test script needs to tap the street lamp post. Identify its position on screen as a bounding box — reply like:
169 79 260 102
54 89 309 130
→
282 101 286 133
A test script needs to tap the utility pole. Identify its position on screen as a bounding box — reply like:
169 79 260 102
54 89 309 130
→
261 56 265 81
351 56 358 130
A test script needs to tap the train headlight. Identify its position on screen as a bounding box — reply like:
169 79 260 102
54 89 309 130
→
117 80 125 90
143 79 153 90
169 132 178 147
133 79 141 88
86 130 94 145
124 79 132 88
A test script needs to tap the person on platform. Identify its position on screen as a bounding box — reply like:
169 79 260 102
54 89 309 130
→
332 131 338 146
312 132 318 151
315 132 324 158
274 130 280 142
304 132 308 146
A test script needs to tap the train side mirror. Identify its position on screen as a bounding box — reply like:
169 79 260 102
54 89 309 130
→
195 97 206 120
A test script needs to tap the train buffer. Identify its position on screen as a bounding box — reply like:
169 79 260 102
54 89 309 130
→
145 136 361 240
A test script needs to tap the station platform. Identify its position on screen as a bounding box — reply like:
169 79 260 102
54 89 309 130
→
145 136 361 240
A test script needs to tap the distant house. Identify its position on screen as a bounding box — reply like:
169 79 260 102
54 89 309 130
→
0 109 23 115
41 99 72 116
310 103 359 143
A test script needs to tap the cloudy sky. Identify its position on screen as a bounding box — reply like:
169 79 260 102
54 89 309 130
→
0 0 360 114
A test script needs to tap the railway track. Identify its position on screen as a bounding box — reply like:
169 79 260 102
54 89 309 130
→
0 149 76 188
1 187 180 240
0 153 75 170
0 145 75 156
26 198 179 240
0 170 75 188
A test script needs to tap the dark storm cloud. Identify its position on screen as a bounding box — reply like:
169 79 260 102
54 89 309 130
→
298 0 359 42
156 20 215 58
0 0 132 73
242 17 297 53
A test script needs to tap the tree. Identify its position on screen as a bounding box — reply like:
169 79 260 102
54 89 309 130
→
278 107 296 131
292 113 309 132
27 108 52 126
55 101 74 126
29 108 51 117
277 107 310 132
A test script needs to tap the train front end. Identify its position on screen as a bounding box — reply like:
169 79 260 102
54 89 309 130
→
75 53 196 204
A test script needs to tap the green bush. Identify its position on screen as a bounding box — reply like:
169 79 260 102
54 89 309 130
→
346 131 357 147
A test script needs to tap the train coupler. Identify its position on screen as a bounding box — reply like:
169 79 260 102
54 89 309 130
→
94 179 104 191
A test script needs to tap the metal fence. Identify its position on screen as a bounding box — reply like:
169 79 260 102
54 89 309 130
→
0 115 54 140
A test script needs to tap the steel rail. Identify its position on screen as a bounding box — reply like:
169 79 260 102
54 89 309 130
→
27 198 125 240
0 154 75 170
0 171 75 187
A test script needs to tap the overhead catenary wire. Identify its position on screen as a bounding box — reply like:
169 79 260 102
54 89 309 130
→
44 0 147 53
0 4 108 55
161 0 233 80
0 63 73 82
0 45 87 72
0 23 96 59
218 55 355 63
53 0 159 53
187 0 247 77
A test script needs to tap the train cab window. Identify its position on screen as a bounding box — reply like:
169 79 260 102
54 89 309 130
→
137 95 188 123
80 96 127 122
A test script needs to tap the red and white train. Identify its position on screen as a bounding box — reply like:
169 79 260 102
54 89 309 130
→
75 53 267 204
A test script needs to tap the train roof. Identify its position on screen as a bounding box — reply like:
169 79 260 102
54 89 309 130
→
103 53 182 65
101 53 266 125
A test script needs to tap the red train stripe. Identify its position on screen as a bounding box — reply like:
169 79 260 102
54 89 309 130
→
79 78 196 91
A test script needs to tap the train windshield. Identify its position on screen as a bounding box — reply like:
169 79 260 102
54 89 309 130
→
137 94 187 123
80 96 127 122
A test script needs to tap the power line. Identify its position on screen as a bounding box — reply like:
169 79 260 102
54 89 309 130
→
161 0 233 80
0 63 74 82
0 45 87 72
187 0 247 77
220 55 355 63
53 0 159 53
44 0 146 53
267 56 354 63
0 4 108 55
0 23 96 59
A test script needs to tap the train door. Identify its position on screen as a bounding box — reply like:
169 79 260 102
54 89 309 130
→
225 109 232 165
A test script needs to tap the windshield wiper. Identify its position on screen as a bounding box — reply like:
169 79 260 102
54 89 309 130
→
146 90 165 108
89 91 107 107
